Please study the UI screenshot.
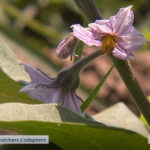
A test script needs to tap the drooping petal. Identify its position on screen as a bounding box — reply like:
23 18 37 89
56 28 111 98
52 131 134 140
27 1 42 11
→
110 5 134 35
64 92 83 116
44 89 83 115
44 88 62 103
20 84 56 101
71 24 101 46
21 63 54 84
20 63 83 116
20 83 84 115
117 27 147 51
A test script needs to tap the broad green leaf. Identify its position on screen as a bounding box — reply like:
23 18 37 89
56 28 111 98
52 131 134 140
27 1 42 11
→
93 102 149 138
0 69 41 104
81 66 114 112
0 142 62 150
0 37 30 82
0 103 105 126
0 121 149 150
0 103 149 150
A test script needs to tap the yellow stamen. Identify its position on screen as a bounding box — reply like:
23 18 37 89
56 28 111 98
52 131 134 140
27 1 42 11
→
101 34 116 55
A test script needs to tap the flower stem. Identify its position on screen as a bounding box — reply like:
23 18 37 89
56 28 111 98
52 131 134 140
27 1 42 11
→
71 50 102 73
74 0 150 125
73 0 103 22
55 50 103 93
110 55 150 125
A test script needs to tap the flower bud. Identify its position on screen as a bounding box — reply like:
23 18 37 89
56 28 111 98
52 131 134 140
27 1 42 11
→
56 33 78 60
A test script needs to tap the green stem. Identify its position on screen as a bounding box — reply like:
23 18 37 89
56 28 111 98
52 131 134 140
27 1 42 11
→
55 50 103 95
74 0 150 125
73 0 103 22
110 55 150 124
71 50 102 73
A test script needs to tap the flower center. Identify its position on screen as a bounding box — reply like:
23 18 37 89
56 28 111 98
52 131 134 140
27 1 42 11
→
101 34 116 55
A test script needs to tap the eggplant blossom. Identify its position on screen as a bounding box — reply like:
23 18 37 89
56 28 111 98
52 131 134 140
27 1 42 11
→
71 6 147 60
20 63 84 116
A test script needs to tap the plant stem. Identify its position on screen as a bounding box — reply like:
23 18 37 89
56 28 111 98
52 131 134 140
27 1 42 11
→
71 50 102 73
74 0 150 125
73 0 103 22
110 55 150 125
55 50 103 95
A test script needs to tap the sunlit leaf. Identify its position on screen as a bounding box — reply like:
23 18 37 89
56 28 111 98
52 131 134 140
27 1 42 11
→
93 102 149 138
0 103 105 125
0 103 149 150
0 37 30 83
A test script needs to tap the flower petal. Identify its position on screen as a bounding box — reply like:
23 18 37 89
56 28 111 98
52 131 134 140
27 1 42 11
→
113 46 136 60
93 19 113 34
71 24 101 46
88 22 112 40
21 63 54 84
20 84 56 101
45 90 83 116
110 5 134 35
117 27 147 51
64 92 83 116
127 52 136 60
112 47 129 60
45 88 62 103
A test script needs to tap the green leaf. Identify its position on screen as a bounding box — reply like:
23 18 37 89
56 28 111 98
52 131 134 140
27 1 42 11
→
0 142 62 150
0 121 149 150
0 69 41 104
93 102 149 138
81 66 114 112
0 32 40 104
0 103 149 150
0 103 105 126
0 37 30 83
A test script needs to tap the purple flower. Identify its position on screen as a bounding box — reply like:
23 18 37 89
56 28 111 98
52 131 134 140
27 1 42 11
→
71 6 147 60
20 63 83 116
